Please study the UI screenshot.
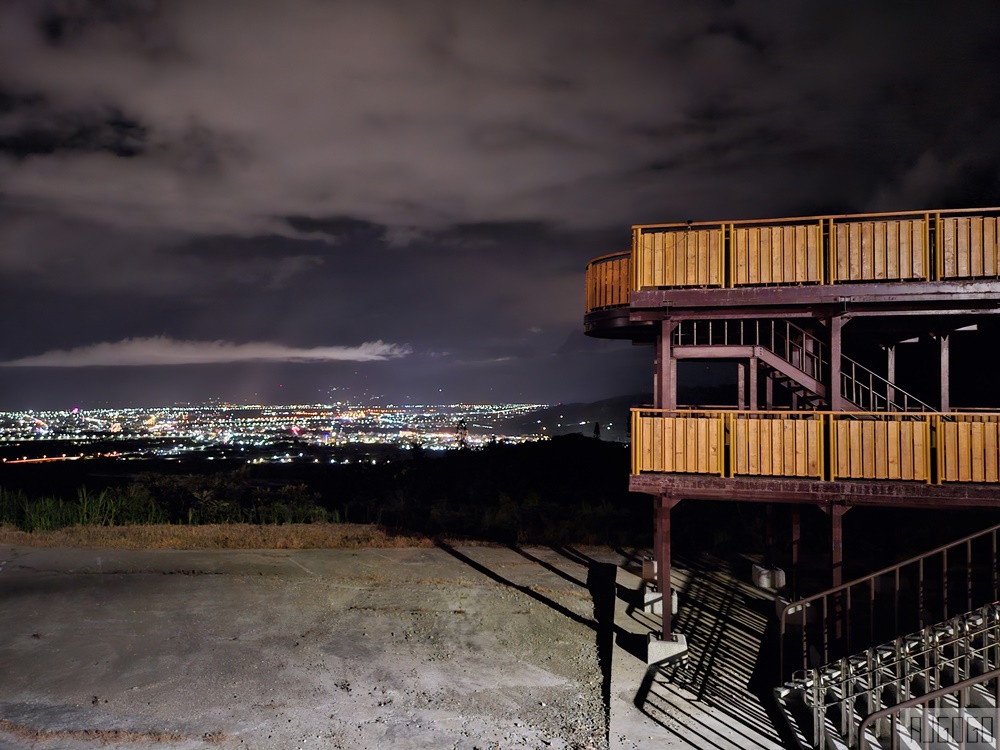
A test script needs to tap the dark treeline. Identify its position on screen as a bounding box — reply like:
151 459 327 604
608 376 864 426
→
0 435 650 546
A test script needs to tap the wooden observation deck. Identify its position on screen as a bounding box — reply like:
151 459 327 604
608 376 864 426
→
584 207 1000 651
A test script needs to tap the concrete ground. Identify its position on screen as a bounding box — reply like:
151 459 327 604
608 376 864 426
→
0 544 789 750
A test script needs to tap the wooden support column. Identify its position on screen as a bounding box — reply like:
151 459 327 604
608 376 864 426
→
829 503 849 588
749 357 759 412
940 333 950 413
737 363 746 410
829 316 845 411
655 494 678 640
765 374 774 410
655 320 677 410
790 505 800 600
886 344 896 408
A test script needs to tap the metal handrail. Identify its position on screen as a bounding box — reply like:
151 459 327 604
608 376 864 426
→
859 667 1000 750
841 355 936 412
780 522 1000 680
797 604 1000 748
673 319 828 380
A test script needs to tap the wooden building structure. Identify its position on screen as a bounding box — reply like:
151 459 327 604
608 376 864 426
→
583 207 1000 658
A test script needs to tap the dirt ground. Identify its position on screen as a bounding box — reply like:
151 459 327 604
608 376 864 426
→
0 544 617 750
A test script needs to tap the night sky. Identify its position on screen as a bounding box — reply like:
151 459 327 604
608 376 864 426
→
2 1 999 409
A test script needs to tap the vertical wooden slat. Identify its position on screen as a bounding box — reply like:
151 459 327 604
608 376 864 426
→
874 221 886 280
874 420 888 479
849 223 861 280
972 422 985 482
900 421 914 480
697 418 709 473
861 222 874 280
807 224 820 282
958 422 972 482
913 419 928 481
972 217 984 277
748 418 760 475
735 228 747 285
986 218 997 276
943 219 957 278
780 420 793 475
861 421 875 477
758 419 770 474
771 226 783 283
794 420 807 475
944 422 959 481
887 421 900 479
886 221 899 279
735 417 748 475
836 421 849 478
986 423 999 482
849 420 862 477
807 419 819 478
958 218 970 278
783 226 795 282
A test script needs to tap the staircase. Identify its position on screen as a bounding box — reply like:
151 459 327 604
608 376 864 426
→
777 605 1000 749
673 320 934 412
777 522 1000 749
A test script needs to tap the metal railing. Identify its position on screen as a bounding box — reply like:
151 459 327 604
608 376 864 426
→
860 667 1000 750
841 355 936 412
792 604 1000 748
779 522 1000 682
673 319 828 380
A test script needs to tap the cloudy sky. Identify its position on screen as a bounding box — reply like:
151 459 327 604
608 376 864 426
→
1 0 999 408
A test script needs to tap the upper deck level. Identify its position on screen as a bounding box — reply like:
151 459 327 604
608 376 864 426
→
586 207 1000 336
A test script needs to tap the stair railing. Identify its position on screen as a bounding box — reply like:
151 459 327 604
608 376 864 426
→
841 355 936 412
807 605 1000 748
780 521 1000 682
859 667 1000 750
674 320 934 412
673 319 828 379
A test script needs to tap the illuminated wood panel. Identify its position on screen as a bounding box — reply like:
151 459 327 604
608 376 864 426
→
831 416 929 481
636 228 724 288
730 414 822 478
832 218 927 282
939 419 1000 483
732 224 821 285
585 252 630 312
632 413 722 475
939 216 1000 279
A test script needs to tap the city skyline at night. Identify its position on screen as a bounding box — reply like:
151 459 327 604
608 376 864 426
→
2 2 999 408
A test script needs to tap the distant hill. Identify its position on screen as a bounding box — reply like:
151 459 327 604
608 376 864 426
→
495 382 738 442
495 394 650 442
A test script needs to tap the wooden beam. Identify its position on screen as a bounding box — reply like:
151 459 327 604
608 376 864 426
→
655 320 677 410
886 344 896 408
629 473 1000 509
829 315 845 411
940 333 950 413
749 357 759 411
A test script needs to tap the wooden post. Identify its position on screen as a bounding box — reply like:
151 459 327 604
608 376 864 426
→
886 344 896 408
765 374 774 410
829 316 845 411
656 494 675 640
737 362 746 410
940 333 950 413
790 505 801 600
831 504 848 588
656 320 677 410
749 357 759 411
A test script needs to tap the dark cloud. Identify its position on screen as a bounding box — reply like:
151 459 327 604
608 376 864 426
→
0 0 998 406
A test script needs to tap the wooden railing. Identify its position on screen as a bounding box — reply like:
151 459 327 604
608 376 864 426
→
585 251 630 311
584 208 1000 313
631 409 1000 484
